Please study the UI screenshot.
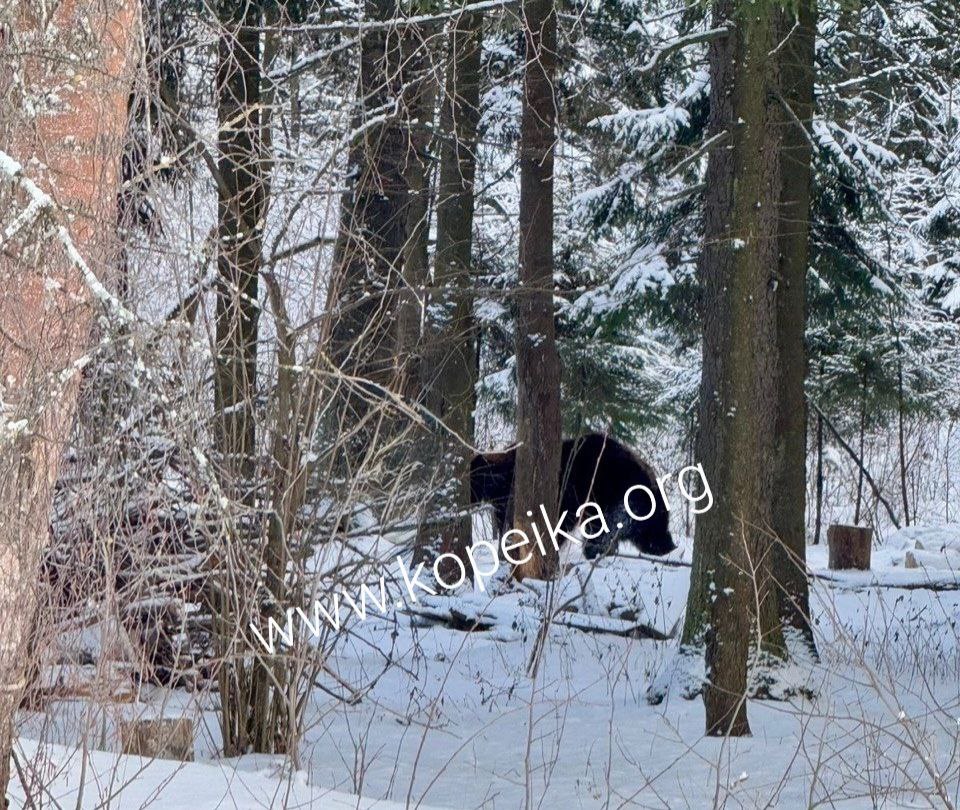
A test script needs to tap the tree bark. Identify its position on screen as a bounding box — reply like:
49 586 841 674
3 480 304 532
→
396 23 436 400
855 373 866 524
214 0 264 507
512 0 563 580
321 0 410 492
771 0 818 658
211 0 287 757
416 10 483 580
682 0 784 736
896 344 911 526
815 399 824 544
0 1 137 801
827 524 872 570
328 0 409 392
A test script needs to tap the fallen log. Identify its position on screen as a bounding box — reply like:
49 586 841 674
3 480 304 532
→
811 570 960 592
119 717 194 761
403 595 672 640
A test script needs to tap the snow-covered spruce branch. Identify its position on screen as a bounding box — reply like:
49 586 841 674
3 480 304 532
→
0 149 134 324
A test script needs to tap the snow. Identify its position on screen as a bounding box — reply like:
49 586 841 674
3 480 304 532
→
888 523 960 553
10 738 448 809
6 1 960 805
17 527 960 808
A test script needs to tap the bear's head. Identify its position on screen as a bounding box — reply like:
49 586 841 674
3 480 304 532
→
622 472 676 557
582 499 675 560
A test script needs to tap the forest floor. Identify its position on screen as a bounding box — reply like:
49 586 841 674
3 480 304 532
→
11 525 960 809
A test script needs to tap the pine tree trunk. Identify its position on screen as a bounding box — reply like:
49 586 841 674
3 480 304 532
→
416 10 483 579
683 0 784 736
328 0 409 391
392 22 435 546
397 25 437 400
815 398 824 544
837 0 863 104
771 0 818 658
896 349 911 525
513 0 562 580
855 373 866 523
0 1 136 801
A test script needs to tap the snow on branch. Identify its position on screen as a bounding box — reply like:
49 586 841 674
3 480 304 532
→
637 26 729 75
254 0 518 36
0 149 134 325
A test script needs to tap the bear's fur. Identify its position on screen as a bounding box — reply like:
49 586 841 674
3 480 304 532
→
470 433 675 560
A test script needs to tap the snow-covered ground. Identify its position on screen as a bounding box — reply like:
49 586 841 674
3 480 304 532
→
10 737 447 810
13 528 960 808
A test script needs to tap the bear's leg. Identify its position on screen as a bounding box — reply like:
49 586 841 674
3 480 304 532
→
613 505 654 556
582 504 628 559
493 496 511 538
583 533 619 560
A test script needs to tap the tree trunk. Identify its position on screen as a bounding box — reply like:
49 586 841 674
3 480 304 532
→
328 0 409 394
0 1 136 801
393 19 437 556
896 346 911 526
416 10 484 580
837 0 863 108
322 0 410 495
512 0 562 580
771 0 818 658
815 398 824 544
682 0 784 736
214 0 264 508
211 0 286 757
827 524 873 570
396 24 436 400
855 373 866 523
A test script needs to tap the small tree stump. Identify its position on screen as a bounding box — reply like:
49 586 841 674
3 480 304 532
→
827 524 872 570
120 717 194 761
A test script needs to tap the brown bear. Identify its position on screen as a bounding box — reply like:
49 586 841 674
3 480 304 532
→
470 432 676 559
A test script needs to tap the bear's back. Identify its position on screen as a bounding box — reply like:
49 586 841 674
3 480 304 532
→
560 433 655 509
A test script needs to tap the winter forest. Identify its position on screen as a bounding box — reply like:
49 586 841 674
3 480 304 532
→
1 0 959 806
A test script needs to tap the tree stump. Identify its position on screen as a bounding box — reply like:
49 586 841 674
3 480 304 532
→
827 524 872 570
119 717 194 761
